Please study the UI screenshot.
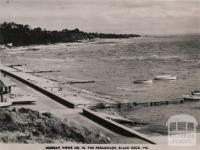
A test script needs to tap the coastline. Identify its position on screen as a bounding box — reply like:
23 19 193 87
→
1 35 200 144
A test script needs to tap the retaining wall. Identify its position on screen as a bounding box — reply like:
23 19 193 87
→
1 69 76 108
82 108 156 144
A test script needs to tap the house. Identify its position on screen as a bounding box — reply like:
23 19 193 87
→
0 79 13 106
0 45 5 50
0 78 12 95
6 43 13 48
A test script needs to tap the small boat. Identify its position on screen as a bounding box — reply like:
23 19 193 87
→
191 90 200 96
94 103 111 109
12 99 36 104
133 80 153 84
0 101 12 108
154 75 176 80
183 95 200 101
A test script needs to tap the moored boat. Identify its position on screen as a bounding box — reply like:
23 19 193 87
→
191 90 200 96
154 75 176 80
133 79 153 84
183 95 200 101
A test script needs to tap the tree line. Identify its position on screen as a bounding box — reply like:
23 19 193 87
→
0 22 140 46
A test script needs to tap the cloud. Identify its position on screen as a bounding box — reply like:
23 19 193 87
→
0 0 199 34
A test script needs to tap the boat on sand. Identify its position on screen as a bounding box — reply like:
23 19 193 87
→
0 101 12 108
11 95 37 104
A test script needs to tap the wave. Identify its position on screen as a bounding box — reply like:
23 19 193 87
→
116 87 146 92
104 55 185 61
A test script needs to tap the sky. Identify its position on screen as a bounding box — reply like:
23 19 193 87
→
0 0 199 35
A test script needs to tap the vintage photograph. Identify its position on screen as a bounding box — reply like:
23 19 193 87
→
0 0 200 149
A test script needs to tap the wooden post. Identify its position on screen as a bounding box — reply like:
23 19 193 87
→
0 87 3 102
8 86 11 93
